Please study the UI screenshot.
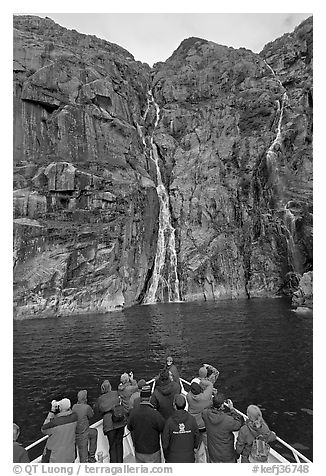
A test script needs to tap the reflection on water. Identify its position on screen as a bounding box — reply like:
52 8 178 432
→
13 298 312 459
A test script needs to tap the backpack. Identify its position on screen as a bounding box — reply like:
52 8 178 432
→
111 397 126 423
250 436 270 462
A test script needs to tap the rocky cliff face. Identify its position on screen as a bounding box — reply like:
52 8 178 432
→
13 16 313 319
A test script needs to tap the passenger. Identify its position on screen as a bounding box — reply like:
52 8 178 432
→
165 356 181 386
96 380 127 463
127 385 165 463
162 394 202 463
150 369 180 420
13 423 29 463
186 379 213 462
118 372 138 412
41 398 77 463
199 363 220 390
129 379 147 412
72 389 98 463
236 405 276 463
202 393 243 463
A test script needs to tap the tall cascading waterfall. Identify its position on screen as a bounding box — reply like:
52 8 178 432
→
264 60 288 174
140 90 181 304
264 61 300 273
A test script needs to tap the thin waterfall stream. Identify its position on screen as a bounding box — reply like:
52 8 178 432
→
264 61 300 272
142 91 180 304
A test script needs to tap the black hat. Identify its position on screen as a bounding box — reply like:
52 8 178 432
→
174 394 186 409
213 392 226 408
190 382 202 395
140 385 152 398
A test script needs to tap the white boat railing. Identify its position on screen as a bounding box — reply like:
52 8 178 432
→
179 376 312 464
25 375 311 463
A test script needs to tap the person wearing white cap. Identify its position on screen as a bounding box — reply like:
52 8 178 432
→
41 397 77 463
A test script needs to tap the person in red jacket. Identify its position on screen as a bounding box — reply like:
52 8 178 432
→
202 393 243 463
162 394 201 463
236 405 276 463
13 423 29 463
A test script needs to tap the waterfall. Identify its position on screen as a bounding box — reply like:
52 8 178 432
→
283 205 302 273
264 60 288 169
142 91 180 304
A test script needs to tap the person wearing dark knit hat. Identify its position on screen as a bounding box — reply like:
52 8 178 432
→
127 384 165 463
150 369 180 420
129 379 147 411
202 393 243 463
186 376 213 462
162 394 202 463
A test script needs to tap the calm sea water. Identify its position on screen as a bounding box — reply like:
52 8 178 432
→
13 298 313 460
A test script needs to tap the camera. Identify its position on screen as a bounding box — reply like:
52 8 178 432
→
51 400 60 412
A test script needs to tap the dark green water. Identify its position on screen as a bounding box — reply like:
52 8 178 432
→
13 298 313 460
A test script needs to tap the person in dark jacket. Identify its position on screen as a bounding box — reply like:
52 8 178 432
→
95 380 127 463
236 405 276 463
41 398 78 463
118 372 138 413
127 385 165 463
202 393 243 463
150 369 180 420
165 356 181 389
72 389 98 463
162 394 201 463
13 423 29 463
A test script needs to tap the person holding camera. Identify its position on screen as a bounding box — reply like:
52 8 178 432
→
41 398 77 463
118 371 138 413
201 393 243 463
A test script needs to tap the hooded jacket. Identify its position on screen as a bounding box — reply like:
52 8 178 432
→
41 410 77 463
150 380 180 420
186 381 213 429
72 402 94 435
96 390 127 434
127 401 165 454
162 409 202 463
165 363 181 388
236 419 276 462
202 407 242 462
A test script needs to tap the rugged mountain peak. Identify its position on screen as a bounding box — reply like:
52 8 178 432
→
13 14 136 63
